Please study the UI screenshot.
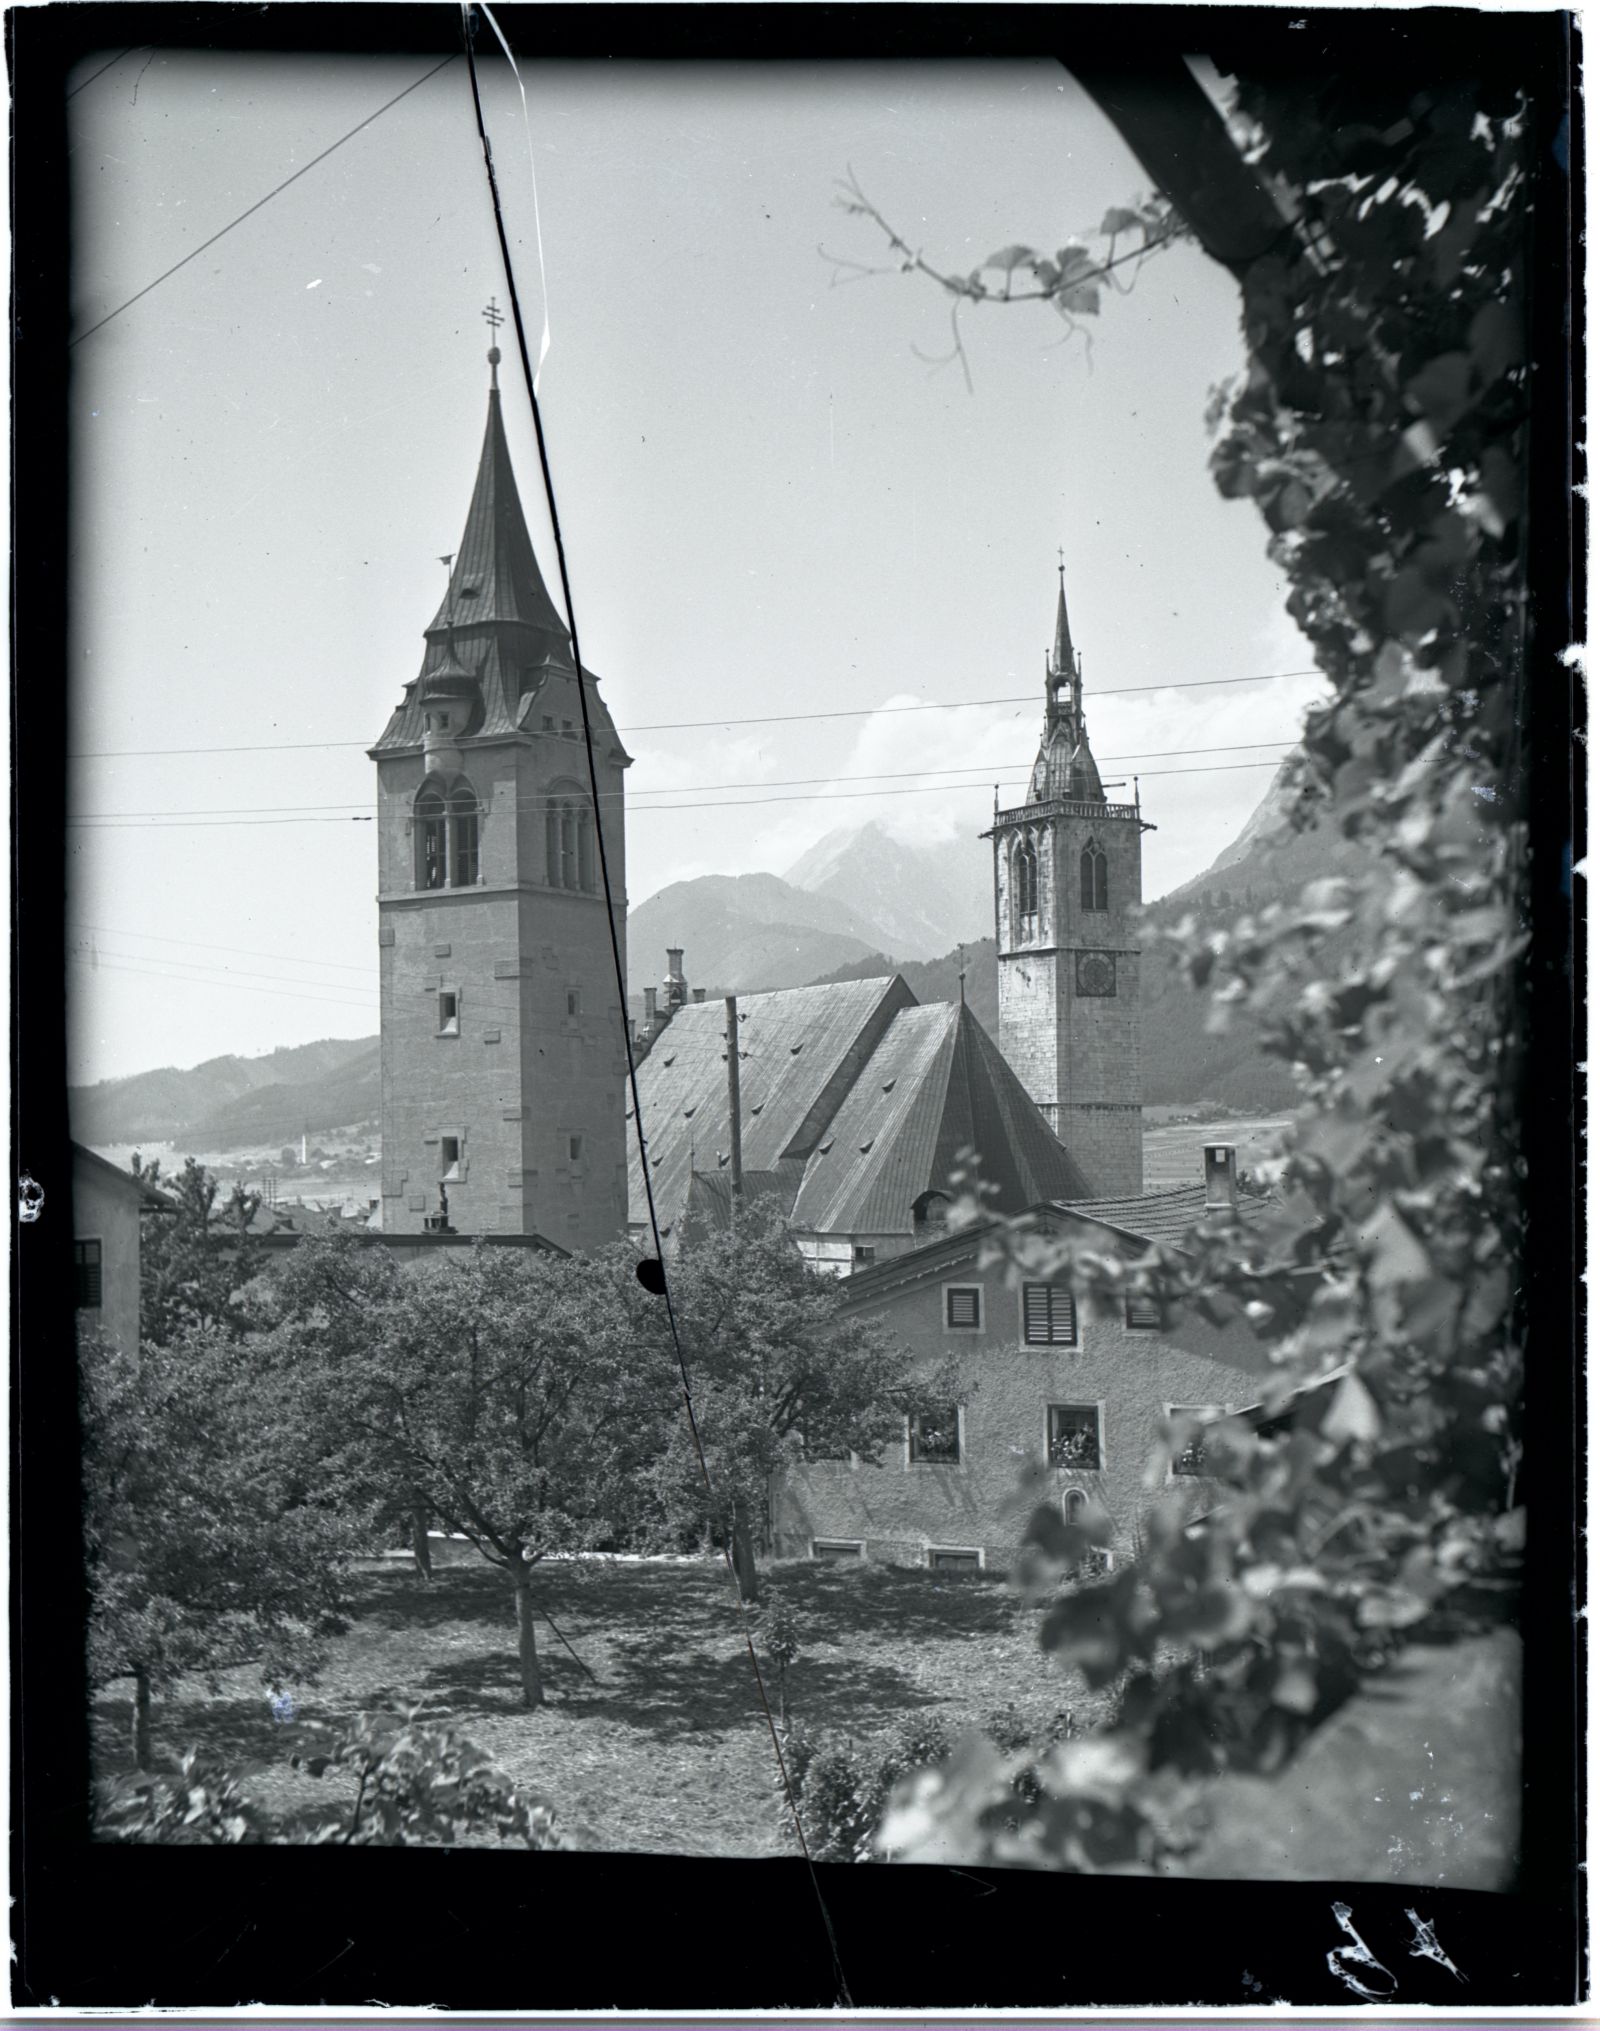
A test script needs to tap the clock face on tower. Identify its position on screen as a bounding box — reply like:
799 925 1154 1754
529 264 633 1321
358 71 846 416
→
1075 949 1116 998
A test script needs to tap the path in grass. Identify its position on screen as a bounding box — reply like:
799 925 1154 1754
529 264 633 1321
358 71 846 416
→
92 1556 1094 1855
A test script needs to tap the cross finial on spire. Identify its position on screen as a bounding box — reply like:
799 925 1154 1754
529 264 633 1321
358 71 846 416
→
483 296 505 387
1058 545 1065 576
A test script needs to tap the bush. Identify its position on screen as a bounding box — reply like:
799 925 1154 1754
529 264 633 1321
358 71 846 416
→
93 1713 575 1849
795 1737 881 1864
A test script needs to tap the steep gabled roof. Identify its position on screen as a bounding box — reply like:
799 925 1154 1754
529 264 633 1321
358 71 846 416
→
626 976 918 1235
427 385 570 640
788 1001 1093 1237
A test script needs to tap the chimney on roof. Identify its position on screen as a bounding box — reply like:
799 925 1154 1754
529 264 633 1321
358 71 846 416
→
664 947 689 1013
643 986 658 1027
692 987 706 1003
1204 1143 1238 1210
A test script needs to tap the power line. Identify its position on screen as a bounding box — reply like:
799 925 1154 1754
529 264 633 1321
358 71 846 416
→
65 752 1290 828
67 741 1300 823
68 953 379 1015
66 668 1326 760
72 924 378 976
69 55 457 347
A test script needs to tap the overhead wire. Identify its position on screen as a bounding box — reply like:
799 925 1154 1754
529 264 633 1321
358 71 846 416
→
65 752 1292 828
67 666 1326 760
68 54 458 347
462 16 847 1984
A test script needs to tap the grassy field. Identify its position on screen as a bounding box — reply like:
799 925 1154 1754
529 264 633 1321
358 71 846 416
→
1141 1113 1292 1189
93 1555 1104 1854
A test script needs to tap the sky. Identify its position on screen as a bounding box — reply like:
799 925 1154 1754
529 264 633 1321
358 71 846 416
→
66 50 1327 1087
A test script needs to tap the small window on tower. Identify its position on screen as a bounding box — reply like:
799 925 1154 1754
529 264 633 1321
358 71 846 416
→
567 1135 584 1163
440 1136 461 1180
566 990 581 1017
438 991 460 1037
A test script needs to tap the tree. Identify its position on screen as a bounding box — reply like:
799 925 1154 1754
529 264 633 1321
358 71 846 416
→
842 29 1568 1870
81 1320 358 1771
255 1239 673 1707
645 1205 959 1601
131 1153 262 1346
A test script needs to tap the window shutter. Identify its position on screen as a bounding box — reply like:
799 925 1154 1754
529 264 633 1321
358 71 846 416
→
946 1286 980 1328
1125 1292 1162 1331
1024 1283 1076 1344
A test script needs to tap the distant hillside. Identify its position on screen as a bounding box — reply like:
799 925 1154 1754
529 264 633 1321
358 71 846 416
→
808 939 1000 1036
627 872 885 1000
785 820 992 962
70 1036 379 1149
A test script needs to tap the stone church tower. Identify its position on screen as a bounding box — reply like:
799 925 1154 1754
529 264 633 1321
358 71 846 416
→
370 340 630 1246
986 565 1145 1196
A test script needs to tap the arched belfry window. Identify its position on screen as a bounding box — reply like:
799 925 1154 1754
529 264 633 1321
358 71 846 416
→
448 787 480 887
1081 840 1108 913
1011 833 1040 942
416 788 447 890
546 789 596 894
416 779 480 890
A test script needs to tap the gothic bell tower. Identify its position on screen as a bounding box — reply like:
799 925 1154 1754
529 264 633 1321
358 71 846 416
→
370 323 630 1247
985 562 1146 1196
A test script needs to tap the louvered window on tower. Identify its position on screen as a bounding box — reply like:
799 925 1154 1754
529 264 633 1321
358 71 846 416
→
1023 1282 1077 1346
1081 842 1109 912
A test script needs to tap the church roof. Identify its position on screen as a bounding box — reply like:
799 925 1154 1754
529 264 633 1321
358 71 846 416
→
426 384 571 641
626 976 918 1235
788 1000 1093 1236
371 362 628 759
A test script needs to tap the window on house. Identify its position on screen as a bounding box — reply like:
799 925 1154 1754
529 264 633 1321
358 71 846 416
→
440 1136 461 1181
1124 1290 1163 1332
438 991 459 1037
909 1406 961 1465
812 1540 865 1562
1047 1403 1102 1470
73 1238 103 1309
1081 841 1109 912
928 1548 982 1572
853 1244 876 1267
1169 1407 1221 1477
448 788 479 887
1063 1486 1088 1523
944 1284 982 1330
1022 1282 1078 1345
416 790 447 890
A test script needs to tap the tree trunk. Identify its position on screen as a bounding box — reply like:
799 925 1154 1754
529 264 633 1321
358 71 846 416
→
410 1499 433 1582
731 1504 760 1604
511 1561 544 1707
132 1666 153 1771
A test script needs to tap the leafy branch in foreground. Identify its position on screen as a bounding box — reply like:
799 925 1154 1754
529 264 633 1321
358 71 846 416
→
825 170 1187 388
859 62 1545 1869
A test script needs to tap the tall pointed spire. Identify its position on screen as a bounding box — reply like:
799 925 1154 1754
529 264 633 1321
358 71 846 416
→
1051 549 1075 677
425 338 570 645
1030 554 1104 805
